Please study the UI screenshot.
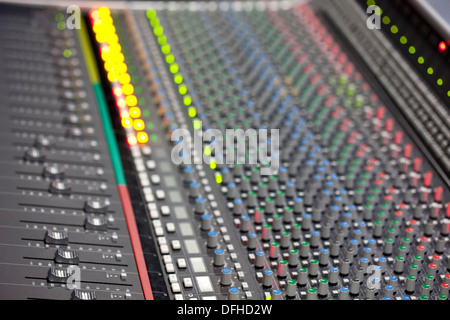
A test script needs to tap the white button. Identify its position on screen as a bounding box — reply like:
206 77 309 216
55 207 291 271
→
177 258 187 269
171 282 181 293
156 190 165 200
183 277 193 288
141 146 152 156
160 244 169 254
174 294 184 300
163 255 173 265
168 274 177 284
151 175 161 185
196 276 213 292
165 263 175 273
161 205 170 216
155 227 164 236
146 160 156 170
166 223 176 233
171 240 181 250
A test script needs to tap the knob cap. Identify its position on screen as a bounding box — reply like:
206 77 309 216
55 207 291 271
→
72 289 96 300
55 249 79 264
45 230 69 245
84 199 109 214
85 216 108 231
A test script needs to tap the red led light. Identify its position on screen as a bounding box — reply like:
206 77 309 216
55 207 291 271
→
439 41 447 52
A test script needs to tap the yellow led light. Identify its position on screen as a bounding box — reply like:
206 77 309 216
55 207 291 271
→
121 117 132 128
133 119 145 131
116 62 127 74
137 132 149 144
204 146 211 156
98 7 111 18
107 71 119 82
210 159 217 170
122 84 134 95
215 174 222 184
119 73 131 85
129 107 141 118
125 95 138 107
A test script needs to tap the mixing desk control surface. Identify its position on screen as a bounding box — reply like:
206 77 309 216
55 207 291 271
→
0 0 449 301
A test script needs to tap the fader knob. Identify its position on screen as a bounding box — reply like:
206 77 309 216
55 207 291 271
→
55 249 79 264
72 290 96 300
49 180 72 195
45 230 69 245
48 267 71 283
84 199 109 214
85 216 108 231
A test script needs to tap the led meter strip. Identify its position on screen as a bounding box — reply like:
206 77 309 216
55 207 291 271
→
78 8 153 300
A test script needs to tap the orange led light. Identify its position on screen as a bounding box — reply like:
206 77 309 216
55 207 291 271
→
129 107 141 118
127 135 138 146
137 132 149 144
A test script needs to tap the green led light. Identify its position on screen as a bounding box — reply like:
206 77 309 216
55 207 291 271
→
63 49 72 58
157 35 167 45
447 90 450 97
150 18 160 28
427 67 434 75
57 21 66 30
183 95 192 106
188 107 197 118
55 12 65 22
390 25 399 34
409 46 416 54
146 9 157 20
170 63 179 74
215 173 222 183
161 44 171 55
437 79 443 86
179 84 188 95
382 16 391 25
166 54 175 64
400 36 407 44
367 0 376 6
418 56 425 64
204 146 211 156
153 26 164 36
174 74 183 84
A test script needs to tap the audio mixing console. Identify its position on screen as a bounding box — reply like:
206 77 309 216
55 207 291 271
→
0 0 449 303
